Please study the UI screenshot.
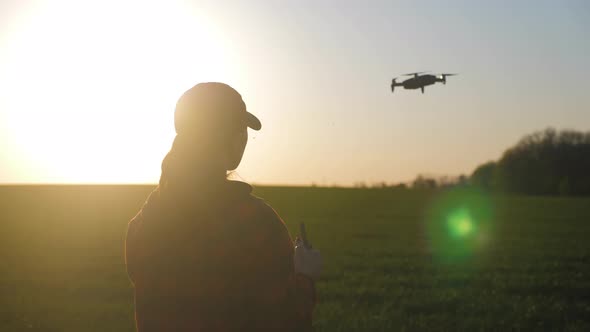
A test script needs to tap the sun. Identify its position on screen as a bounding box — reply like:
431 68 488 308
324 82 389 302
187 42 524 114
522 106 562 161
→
2 0 234 183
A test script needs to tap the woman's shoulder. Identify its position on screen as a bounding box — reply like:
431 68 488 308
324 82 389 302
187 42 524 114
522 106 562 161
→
228 182 280 218
228 181 288 230
234 187 294 251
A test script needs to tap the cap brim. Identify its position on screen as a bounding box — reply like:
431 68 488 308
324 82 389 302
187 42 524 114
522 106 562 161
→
245 112 262 131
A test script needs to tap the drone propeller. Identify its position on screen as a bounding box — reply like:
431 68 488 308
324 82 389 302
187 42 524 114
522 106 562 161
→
391 77 399 92
438 73 458 84
403 71 429 76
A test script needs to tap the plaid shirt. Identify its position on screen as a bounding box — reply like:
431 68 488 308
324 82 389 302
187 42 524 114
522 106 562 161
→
125 181 316 331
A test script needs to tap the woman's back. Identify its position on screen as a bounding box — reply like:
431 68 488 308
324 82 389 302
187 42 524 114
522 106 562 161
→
126 181 315 331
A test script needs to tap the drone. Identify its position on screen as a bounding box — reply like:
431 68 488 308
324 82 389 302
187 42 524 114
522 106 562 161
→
391 71 457 94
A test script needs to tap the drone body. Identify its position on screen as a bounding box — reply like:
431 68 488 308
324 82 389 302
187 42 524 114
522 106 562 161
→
391 72 457 94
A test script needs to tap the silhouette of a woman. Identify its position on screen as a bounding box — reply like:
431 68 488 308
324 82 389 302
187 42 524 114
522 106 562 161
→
125 82 322 331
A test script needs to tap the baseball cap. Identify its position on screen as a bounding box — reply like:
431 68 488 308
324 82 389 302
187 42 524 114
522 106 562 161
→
174 82 261 135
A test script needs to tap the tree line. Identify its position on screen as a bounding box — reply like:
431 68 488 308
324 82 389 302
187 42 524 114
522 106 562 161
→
471 128 590 196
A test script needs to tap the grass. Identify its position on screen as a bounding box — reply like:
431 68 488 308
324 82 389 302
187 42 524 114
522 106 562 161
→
1 185 589 331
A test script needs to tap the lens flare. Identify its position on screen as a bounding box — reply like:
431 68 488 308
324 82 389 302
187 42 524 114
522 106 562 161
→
447 208 475 238
425 189 493 263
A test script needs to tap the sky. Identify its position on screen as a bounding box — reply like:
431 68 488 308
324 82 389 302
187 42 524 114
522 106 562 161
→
0 0 588 186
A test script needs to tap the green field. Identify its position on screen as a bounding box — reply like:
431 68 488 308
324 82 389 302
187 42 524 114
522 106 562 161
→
1 185 589 331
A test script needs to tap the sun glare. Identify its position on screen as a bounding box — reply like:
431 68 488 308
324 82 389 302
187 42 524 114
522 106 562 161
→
2 0 233 183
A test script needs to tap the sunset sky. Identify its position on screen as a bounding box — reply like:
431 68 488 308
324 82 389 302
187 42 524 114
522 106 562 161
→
1 0 588 185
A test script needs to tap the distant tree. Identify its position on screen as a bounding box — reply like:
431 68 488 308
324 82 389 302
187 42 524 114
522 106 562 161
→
437 174 469 188
558 177 570 196
392 183 408 190
412 175 437 189
372 181 390 188
457 174 468 187
437 175 453 188
471 128 590 196
470 161 497 191
354 181 367 188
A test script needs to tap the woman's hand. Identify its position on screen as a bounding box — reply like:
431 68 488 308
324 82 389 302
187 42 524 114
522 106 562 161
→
294 223 322 280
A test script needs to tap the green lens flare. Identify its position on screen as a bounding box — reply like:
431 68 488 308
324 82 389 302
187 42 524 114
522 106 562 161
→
425 188 493 263
447 208 475 238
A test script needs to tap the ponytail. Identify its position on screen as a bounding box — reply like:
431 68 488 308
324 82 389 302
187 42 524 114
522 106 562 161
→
158 133 229 198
